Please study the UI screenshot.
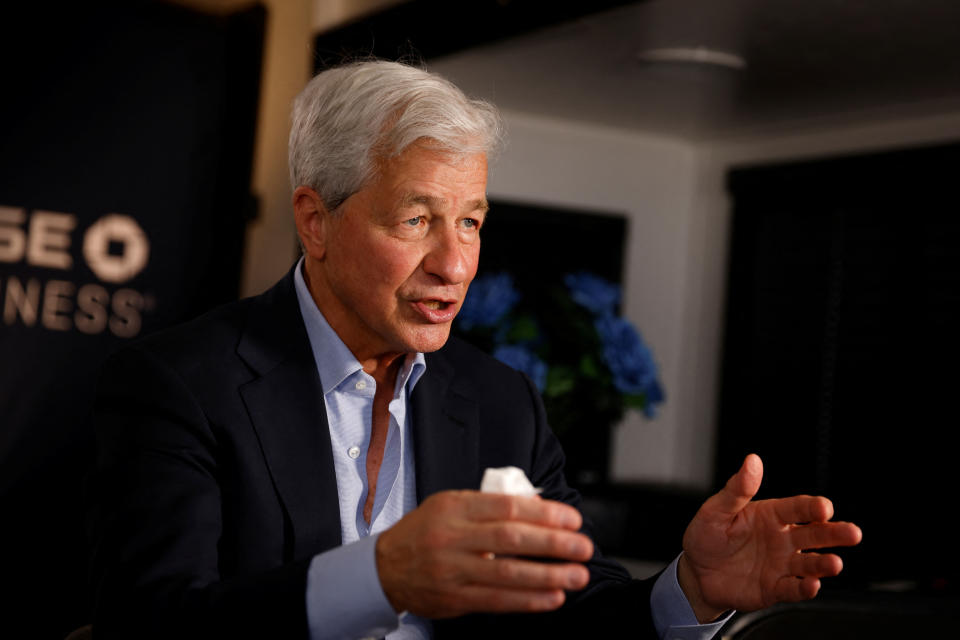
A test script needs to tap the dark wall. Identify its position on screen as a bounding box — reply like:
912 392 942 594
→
0 2 264 635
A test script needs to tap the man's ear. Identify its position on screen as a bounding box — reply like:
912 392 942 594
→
293 186 330 260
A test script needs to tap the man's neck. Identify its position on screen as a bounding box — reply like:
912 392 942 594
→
301 257 412 381
362 354 405 389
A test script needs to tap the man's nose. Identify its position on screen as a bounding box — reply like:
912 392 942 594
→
422 226 472 284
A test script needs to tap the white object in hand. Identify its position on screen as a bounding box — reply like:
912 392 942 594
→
480 466 542 496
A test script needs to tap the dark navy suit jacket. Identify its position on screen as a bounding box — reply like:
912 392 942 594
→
88 268 657 639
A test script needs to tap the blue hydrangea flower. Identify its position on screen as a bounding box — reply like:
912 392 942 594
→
564 272 621 316
593 315 664 417
493 344 548 393
457 272 521 330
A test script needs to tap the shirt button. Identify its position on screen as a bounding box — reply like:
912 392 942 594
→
355 380 367 390
347 446 360 459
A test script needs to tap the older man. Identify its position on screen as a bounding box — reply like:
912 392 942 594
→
88 61 861 639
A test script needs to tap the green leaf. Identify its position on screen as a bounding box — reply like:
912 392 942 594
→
579 354 601 379
623 393 647 409
545 366 576 397
506 314 539 342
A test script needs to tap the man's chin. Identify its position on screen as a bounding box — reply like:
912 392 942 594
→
404 324 453 354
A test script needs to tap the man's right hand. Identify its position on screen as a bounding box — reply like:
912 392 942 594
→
375 490 594 618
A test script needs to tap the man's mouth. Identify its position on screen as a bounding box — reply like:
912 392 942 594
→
411 298 459 323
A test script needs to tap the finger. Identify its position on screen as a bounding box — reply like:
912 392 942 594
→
772 495 834 524
461 554 591 591
450 584 567 614
790 521 863 550
788 551 843 578
462 521 594 561
708 453 763 516
774 575 821 603
460 492 583 530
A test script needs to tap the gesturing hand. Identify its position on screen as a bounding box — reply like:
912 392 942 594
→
678 454 863 622
375 490 594 619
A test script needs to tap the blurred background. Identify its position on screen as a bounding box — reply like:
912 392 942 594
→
2 0 958 636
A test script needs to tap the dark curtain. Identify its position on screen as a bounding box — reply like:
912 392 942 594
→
718 141 960 591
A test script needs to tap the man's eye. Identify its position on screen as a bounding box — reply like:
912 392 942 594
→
462 218 480 229
403 216 422 227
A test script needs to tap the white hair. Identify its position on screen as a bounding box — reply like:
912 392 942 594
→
288 60 504 210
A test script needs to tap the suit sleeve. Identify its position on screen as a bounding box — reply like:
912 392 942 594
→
434 369 660 639
87 346 310 639
520 371 731 638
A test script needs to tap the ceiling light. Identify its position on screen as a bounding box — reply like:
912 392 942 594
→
637 46 747 70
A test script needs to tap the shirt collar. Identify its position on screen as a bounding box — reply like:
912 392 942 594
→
293 257 426 396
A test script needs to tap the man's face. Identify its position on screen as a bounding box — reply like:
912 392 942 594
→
306 141 488 361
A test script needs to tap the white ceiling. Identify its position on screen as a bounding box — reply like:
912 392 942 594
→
429 0 960 140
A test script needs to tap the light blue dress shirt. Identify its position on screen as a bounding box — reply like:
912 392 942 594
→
295 262 430 640
294 259 730 639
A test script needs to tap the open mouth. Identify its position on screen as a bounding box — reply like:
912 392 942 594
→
413 298 459 323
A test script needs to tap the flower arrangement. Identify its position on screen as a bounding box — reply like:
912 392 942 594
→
455 270 664 444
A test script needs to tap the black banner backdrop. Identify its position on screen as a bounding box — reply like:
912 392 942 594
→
0 2 264 635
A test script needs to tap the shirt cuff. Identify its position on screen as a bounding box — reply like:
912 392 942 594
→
306 532 400 640
650 554 734 640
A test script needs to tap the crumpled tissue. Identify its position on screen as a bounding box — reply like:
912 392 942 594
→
479 466 542 497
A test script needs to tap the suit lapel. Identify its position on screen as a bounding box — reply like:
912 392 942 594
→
411 348 481 501
234 271 483 550
236 272 342 559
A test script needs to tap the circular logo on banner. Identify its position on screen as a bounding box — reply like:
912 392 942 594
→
82 214 150 283
1 206 155 338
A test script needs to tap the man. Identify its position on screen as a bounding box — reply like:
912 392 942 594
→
88 60 861 639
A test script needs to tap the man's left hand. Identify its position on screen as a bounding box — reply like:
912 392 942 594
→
678 454 863 622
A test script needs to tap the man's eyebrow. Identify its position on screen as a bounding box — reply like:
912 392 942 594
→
400 193 439 208
400 192 490 214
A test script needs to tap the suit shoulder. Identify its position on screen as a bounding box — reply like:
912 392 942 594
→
126 295 253 364
434 335 535 396
436 335 509 372
122 269 298 366
103 269 302 386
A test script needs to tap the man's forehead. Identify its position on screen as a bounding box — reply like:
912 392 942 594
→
372 143 489 211
383 140 487 172
399 192 489 213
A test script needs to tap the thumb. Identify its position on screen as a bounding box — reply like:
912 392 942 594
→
709 453 763 517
